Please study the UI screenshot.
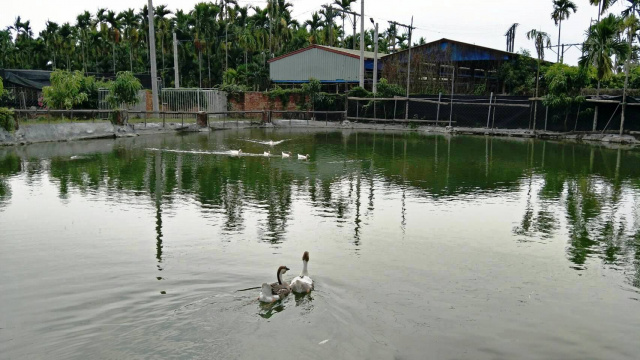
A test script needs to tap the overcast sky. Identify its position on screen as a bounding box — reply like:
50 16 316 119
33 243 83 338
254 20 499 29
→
1 0 632 65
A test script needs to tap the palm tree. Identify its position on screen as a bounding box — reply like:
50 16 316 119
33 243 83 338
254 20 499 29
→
105 10 121 74
579 14 630 131
76 11 93 73
527 29 551 130
154 5 173 83
118 9 141 72
305 12 323 45
551 0 578 63
41 21 60 69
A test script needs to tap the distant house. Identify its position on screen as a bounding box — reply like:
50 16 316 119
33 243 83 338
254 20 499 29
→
268 45 383 91
381 38 519 94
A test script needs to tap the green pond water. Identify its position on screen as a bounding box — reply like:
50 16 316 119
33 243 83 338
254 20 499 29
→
0 129 639 359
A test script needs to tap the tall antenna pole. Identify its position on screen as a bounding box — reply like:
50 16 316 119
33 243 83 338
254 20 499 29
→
148 0 159 115
359 0 365 88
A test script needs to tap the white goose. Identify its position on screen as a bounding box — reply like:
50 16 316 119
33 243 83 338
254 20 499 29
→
290 251 314 294
282 151 292 158
297 154 310 160
258 265 291 303
229 149 242 156
263 151 271 157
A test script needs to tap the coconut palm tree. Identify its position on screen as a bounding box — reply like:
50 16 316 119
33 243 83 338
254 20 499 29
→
579 14 630 131
551 0 578 63
41 21 60 69
527 29 551 130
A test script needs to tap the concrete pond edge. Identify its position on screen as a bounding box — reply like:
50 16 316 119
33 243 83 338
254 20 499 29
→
1 120 639 148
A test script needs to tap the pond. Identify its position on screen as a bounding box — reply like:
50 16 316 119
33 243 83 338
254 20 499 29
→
1 129 639 359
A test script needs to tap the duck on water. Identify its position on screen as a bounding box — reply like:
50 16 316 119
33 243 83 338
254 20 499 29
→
258 265 291 303
290 251 314 294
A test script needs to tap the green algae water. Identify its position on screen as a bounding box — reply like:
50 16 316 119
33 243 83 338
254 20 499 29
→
1 129 639 359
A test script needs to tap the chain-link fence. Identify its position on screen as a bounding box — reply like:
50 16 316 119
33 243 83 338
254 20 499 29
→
346 95 640 133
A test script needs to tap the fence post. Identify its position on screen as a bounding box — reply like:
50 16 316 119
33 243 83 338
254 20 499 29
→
356 100 359 120
449 67 455 128
492 96 497 129
533 99 538 134
486 92 493 129
544 106 549 131
163 111 166 128
394 99 397 122
436 92 442 126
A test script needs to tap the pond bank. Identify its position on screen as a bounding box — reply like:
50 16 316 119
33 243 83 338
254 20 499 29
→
2 119 638 147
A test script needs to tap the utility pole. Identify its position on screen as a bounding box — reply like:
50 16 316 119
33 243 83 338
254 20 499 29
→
389 18 415 119
331 7 360 50
173 32 179 88
359 0 365 88
148 0 160 115
371 19 379 94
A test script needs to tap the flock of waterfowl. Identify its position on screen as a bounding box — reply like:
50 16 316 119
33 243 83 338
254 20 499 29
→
259 251 314 303
229 149 310 160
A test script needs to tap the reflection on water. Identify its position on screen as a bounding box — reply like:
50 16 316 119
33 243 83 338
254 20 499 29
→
1 130 640 359
1 132 639 276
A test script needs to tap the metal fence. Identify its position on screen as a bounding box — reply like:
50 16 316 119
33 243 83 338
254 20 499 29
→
346 95 640 134
161 88 227 118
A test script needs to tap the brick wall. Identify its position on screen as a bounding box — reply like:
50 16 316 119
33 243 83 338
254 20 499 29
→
230 92 308 113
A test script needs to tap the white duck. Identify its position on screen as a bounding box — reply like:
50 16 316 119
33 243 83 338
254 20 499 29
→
258 265 291 303
229 149 242 156
282 151 292 158
263 151 271 157
290 251 314 294
297 154 310 160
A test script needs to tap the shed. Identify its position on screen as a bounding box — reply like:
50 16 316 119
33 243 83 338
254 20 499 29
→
381 38 519 94
268 45 382 85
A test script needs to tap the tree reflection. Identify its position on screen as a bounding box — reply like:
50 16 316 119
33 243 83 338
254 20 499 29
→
2 131 640 289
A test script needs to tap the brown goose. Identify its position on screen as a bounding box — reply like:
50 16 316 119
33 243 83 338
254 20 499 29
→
258 265 291 303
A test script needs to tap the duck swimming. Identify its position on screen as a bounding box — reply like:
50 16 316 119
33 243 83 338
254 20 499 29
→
297 154 310 160
263 151 271 157
258 265 291 303
282 151 292 158
290 251 314 294
229 149 242 156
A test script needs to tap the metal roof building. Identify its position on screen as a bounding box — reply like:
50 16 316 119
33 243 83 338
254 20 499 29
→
381 38 519 94
268 45 381 85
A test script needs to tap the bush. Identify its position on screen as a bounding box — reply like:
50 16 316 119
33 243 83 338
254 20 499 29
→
0 107 15 132
43 70 89 110
106 72 142 109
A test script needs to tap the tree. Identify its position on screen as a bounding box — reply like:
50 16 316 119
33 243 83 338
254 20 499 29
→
106 71 142 109
42 70 89 109
543 64 587 131
551 0 578 63
579 14 630 131
527 29 551 130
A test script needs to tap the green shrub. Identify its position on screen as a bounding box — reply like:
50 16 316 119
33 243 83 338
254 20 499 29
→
0 107 15 132
43 70 89 109
106 72 142 109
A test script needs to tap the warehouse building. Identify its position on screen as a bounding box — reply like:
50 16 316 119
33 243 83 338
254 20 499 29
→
381 38 518 94
268 45 382 91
